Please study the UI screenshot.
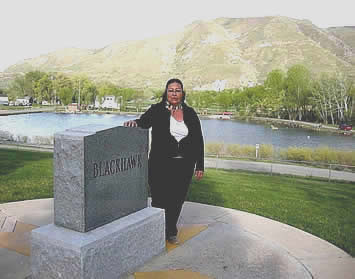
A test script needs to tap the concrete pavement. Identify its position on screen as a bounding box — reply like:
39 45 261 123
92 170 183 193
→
205 158 355 182
0 198 354 279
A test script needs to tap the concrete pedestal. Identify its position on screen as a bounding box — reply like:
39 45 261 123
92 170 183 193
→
31 207 165 279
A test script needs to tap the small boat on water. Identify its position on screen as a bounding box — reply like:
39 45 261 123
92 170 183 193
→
271 125 279 130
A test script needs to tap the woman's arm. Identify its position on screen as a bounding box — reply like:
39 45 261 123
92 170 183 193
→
190 109 204 172
124 104 156 128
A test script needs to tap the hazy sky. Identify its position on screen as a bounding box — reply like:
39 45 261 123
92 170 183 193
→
0 0 354 71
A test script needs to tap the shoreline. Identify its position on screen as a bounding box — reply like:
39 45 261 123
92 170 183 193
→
0 107 353 136
234 116 353 135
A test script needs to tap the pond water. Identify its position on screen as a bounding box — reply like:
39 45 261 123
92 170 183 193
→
0 112 353 150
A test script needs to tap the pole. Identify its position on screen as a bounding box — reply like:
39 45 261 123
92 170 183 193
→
78 79 81 110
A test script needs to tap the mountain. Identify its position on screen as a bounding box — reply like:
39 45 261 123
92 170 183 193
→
3 16 355 90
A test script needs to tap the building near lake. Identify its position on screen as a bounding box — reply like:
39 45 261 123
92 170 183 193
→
95 95 121 110
0 94 9 105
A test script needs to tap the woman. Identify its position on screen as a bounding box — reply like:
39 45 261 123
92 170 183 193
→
124 78 204 244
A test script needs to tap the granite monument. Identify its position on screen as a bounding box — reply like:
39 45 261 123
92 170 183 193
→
31 125 165 279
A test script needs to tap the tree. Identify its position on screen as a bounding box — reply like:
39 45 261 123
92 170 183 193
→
58 87 73 105
311 75 331 124
239 86 267 114
284 65 312 120
310 72 354 124
7 75 26 100
24 71 45 98
264 69 286 117
216 90 233 110
332 72 353 123
33 74 53 103
54 73 73 105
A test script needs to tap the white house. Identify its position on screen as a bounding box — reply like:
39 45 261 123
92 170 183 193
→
0 94 9 105
95 96 120 110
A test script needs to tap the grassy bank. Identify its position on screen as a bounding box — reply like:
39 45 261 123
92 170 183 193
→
1 148 354 256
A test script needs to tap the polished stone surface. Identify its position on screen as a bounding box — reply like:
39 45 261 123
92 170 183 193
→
31 207 165 279
54 125 149 232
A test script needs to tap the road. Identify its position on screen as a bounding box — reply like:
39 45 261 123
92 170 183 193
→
205 158 355 182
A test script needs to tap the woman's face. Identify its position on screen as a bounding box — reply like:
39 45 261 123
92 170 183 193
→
167 82 183 106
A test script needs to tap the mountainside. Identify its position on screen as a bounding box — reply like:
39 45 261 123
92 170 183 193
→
4 16 355 90
327 26 355 49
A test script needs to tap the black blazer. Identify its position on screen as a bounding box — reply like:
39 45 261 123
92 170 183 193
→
135 102 204 171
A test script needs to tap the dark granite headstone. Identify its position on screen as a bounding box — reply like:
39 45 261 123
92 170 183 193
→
53 124 149 232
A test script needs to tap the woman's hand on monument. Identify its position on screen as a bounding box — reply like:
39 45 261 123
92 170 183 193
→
123 120 138 127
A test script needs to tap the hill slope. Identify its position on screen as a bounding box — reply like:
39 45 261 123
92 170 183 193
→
4 16 355 90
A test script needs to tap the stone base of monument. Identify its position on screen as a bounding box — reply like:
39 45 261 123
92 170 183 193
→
30 207 165 279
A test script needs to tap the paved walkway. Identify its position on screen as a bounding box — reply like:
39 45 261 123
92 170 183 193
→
0 198 354 279
205 158 355 182
0 108 55 116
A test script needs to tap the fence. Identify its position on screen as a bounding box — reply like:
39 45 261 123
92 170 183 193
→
205 154 355 182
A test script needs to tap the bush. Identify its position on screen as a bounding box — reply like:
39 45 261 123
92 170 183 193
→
225 144 256 158
313 146 337 164
336 150 355 166
259 144 274 159
240 145 256 158
226 144 243 157
205 143 225 156
280 147 313 162
207 143 355 167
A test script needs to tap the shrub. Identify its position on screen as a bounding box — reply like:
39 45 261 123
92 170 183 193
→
259 144 274 159
336 150 355 166
226 144 243 157
240 145 256 158
205 143 224 156
280 147 313 162
313 146 337 164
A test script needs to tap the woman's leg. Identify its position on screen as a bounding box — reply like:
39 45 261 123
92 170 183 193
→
165 158 195 238
148 158 195 238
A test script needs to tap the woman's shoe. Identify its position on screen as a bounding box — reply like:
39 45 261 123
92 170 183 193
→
167 236 179 245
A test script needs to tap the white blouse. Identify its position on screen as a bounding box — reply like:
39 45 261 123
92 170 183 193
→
170 116 188 142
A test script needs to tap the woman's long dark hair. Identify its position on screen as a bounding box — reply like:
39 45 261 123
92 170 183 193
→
161 78 186 104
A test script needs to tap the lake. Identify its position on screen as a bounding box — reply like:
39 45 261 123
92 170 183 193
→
0 112 353 150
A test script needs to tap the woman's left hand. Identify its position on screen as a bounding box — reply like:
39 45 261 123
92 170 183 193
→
195 170 204 181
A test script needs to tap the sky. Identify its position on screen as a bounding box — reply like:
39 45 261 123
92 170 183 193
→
0 0 354 71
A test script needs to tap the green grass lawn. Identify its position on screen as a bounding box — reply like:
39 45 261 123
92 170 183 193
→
0 149 53 202
1 148 354 256
188 169 355 256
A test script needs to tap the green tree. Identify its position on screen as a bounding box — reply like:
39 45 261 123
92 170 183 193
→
33 74 53 103
54 73 74 105
240 86 267 114
7 75 27 100
311 73 354 124
284 65 312 120
216 90 233 110
264 69 286 117
24 71 45 98
58 87 73 105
